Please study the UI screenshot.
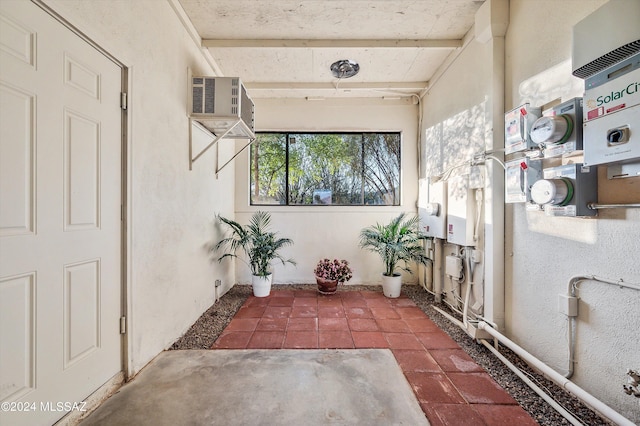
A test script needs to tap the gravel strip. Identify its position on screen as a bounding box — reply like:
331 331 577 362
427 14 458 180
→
170 284 610 426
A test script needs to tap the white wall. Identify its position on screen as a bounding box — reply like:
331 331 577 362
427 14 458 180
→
41 0 235 375
423 0 640 421
233 98 421 286
505 1 640 422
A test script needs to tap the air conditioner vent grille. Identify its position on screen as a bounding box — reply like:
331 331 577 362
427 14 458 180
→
573 40 640 79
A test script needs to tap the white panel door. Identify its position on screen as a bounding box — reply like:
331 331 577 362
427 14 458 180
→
0 2 122 425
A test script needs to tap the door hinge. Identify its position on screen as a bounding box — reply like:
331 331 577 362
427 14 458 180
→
120 92 127 110
120 316 127 334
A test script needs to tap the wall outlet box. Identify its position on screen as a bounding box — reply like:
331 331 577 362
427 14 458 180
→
445 256 463 279
558 294 578 317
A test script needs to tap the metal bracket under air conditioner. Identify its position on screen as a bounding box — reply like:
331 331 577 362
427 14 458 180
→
189 118 256 178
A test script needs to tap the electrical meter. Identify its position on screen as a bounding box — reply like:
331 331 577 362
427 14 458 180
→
504 103 542 154
530 98 583 158
505 158 543 203
529 164 598 217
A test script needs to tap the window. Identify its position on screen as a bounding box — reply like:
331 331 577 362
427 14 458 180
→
250 132 401 206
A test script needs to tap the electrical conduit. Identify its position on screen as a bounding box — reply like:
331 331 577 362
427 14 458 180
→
477 322 636 426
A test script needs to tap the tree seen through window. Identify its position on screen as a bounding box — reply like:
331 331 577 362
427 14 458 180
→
250 132 400 206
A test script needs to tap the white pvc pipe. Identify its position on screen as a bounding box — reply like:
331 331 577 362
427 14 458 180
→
434 238 443 302
480 340 583 426
477 322 635 426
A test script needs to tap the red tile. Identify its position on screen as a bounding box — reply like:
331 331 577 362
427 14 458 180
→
318 331 354 348
262 306 292 318
404 318 441 333
351 331 389 348
268 297 294 307
396 307 427 319
292 297 317 307
447 372 517 405
345 307 373 318
287 317 317 331
290 306 318 318
423 403 487 426
224 318 259 332
318 317 349 330
271 289 295 297
244 297 270 307
430 349 484 373
293 289 317 298
340 291 365 300
348 318 379 332
256 318 288 331
391 349 442 373
247 331 285 349
473 404 539 426
366 298 393 308
376 319 411 333
404 372 466 404
342 298 369 308
385 332 424 350
234 306 266 318
370 307 400 319
415 331 460 349
284 331 318 349
212 331 252 349
318 306 345 318
360 290 384 299
317 297 343 308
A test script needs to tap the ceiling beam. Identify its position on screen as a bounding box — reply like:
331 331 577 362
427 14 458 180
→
202 39 462 49
244 82 429 91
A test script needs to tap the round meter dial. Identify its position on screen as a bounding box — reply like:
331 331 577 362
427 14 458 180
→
530 115 573 145
530 178 574 206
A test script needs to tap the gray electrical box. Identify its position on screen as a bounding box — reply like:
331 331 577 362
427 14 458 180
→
530 98 583 158
530 164 598 217
504 103 542 154
505 158 543 204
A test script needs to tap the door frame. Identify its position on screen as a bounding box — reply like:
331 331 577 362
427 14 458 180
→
32 0 132 380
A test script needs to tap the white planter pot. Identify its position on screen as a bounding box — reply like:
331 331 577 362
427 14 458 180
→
381 274 402 298
252 274 272 297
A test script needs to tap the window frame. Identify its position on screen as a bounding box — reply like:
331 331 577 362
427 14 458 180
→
249 131 402 207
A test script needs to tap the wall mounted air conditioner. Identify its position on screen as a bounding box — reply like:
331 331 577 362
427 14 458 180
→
189 76 255 139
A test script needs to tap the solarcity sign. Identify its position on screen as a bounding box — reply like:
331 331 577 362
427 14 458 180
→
584 67 640 121
595 81 639 106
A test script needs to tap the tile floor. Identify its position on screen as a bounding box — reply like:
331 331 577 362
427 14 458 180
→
212 289 540 426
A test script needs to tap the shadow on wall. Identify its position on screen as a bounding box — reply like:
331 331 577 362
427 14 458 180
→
424 101 487 180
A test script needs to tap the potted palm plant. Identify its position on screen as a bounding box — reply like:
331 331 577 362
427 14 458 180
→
358 213 429 298
213 211 295 297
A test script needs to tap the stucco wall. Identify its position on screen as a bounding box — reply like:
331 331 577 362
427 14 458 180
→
41 0 235 375
505 1 640 422
232 98 420 286
423 0 639 421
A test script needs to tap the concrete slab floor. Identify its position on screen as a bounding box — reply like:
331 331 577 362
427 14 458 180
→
79 349 429 426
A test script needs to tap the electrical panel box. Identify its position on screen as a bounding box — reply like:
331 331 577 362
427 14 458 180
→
529 163 598 217
504 103 542 154
418 179 447 239
505 158 543 203
447 175 477 246
583 54 640 167
530 98 583 158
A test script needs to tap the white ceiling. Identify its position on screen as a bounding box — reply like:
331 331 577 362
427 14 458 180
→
177 0 484 99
